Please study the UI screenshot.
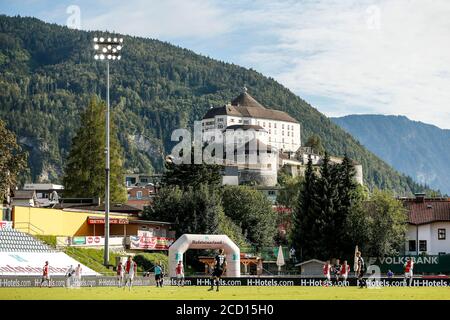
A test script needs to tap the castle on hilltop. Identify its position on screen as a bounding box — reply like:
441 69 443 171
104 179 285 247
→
201 89 363 186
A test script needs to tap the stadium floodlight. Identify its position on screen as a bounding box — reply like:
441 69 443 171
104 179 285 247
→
92 35 124 267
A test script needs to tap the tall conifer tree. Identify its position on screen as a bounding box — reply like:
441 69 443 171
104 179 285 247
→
292 156 320 261
63 97 127 203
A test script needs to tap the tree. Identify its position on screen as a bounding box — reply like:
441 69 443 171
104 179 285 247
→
0 119 28 202
360 189 408 257
316 152 338 259
304 134 325 155
292 154 362 261
222 185 277 250
345 185 370 256
162 160 222 189
330 155 358 258
62 97 127 203
277 166 303 209
145 184 221 237
291 156 321 261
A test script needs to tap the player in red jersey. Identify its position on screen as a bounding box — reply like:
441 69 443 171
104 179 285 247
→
40 261 50 287
323 260 331 286
176 261 185 287
117 261 124 288
404 257 414 287
341 260 351 282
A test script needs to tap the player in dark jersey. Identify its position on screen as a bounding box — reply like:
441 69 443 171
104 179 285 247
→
334 259 342 281
355 251 367 288
208 249 227 292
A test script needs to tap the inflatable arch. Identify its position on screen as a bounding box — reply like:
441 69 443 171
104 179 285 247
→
168 234 241 277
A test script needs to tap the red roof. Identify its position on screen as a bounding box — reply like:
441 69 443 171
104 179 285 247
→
403 198 450 225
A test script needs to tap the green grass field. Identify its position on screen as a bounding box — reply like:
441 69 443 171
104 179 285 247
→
1 286 450 300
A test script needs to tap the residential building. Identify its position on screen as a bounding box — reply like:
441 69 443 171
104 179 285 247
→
127 186 155 211
23 183 64 199
10 190 37 207
124 173 161 187
403 194 450 255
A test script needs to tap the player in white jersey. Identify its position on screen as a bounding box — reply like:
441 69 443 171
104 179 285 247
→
74 264 82 288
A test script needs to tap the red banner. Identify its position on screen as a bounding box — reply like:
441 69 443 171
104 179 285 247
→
0 221 13 229
130 236 174 250
87 217 129 225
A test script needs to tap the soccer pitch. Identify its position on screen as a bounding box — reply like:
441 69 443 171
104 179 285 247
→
1 286 450 300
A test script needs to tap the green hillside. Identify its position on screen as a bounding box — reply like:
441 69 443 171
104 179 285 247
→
0 15 430 195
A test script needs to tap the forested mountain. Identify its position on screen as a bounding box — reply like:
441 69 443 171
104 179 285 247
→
332 115 450 195
0 15 431 195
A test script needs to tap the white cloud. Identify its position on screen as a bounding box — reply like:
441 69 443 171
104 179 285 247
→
33 0 450 128
81 0 231 39
236 0 450 129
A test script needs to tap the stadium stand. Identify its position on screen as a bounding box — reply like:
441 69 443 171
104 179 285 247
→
0 228 98 276
0 229 55 252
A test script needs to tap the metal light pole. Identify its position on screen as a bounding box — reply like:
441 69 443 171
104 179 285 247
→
93 36 124 266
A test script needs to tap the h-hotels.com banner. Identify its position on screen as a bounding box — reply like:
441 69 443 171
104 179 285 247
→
0 252 98 276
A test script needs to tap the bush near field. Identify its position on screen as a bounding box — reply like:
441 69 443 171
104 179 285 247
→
133 252 169 274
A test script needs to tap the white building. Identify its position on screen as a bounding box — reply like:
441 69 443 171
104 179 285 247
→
202 88 301 153
23 183 64 199
403 195 450 255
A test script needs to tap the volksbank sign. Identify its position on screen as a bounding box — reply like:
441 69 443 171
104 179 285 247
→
366 255 450 274
368 256 439 265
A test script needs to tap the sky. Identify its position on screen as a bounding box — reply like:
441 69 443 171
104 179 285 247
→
1 0 450 129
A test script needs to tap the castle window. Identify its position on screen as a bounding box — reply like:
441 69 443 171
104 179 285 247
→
269 122 271 128
274 123 277 128
282 124 284 129
263 122 266 127
231 119 235 123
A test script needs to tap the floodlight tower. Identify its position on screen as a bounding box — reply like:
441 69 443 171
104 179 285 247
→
93 36 124 266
